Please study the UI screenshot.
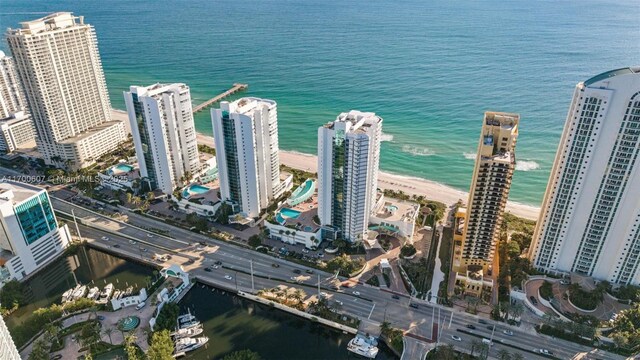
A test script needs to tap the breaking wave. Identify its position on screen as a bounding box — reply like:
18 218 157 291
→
516 160 540 171
401 145 436 156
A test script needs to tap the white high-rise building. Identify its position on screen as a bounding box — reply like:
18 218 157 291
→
0 311 20 360
211 97 285 219
317 110 382 243
6 12 126 169
0 51 27 119
124 83 200 194
0 181 71 290
530 67 640 285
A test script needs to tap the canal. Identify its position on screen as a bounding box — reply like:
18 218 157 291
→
7 247 398 359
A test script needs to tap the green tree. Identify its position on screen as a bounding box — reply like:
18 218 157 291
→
28 339 49 360
125 334 141 360
0 280 25 310
497 348 512 360
147 330 175 360
78 321 101 351
103 327 114 345
154 303 180 331
222 349 262 360
248 235 262 248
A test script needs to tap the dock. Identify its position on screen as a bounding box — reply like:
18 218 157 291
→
192 83 248 113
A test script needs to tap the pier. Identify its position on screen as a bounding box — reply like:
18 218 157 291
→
192 83 248 113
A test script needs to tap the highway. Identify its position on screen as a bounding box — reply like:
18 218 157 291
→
49 196 624 360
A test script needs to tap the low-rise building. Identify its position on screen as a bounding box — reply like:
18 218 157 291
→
369 193 419 241
0 181 71 289
110 287 147 311
98 162 140 191
0 112 34 153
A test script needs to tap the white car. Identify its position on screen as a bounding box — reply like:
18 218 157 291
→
129 240 137 245
352 291 360 296
211 265 220 269
538 349 553 355
146 233 154 238
451 335 462 342
502 330 513 336
224 275 233 280
101 236 109 241
302 248 309 254
335 300 344 306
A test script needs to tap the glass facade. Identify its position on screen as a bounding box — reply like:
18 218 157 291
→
222 113 243 208
331 131 346 234
132 93 158 190
14 192 56 245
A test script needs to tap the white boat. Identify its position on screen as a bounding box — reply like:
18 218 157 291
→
347 336 379 359
178 319 201 330
171 326 203 339
174 336 209 353
178 311 196 324
61 285 79 303
71 285 87 301
111 290 122 300
97 283 114 304
87 287 100 300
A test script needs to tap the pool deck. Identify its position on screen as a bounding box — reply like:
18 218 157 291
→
373 199 419 222
184 180 220 205
281 193 320 233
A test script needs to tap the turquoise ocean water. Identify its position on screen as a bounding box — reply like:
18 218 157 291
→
1 0 638 206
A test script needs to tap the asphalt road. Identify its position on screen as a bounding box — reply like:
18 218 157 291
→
49 196 624 360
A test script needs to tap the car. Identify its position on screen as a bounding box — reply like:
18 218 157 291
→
97 315 105 321
146 233 154 238
141 248 147 252
352 291 360 296
113 244 121 248
214 260 222 265
466 324 476 329
101 236 109 241
317 252 325 258
530 296 538 305
293 269 302 274
392 294 400 300
335 300 344 306
204 267 213 272
320 292 328 298
486 325 494 331
135 301 146 310
482 338 492 346
451 335 462 342
478 319 488 324
306 269 314 274
538 349 553 355
224 275 233 280
302 248 309 253
290 276 298 281
409 303 419 309
502 330 513 336
560 279 570 285
211 265 220 269
271 263 280 268
129 240 137 245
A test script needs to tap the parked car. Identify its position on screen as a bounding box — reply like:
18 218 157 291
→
135 302 146 310
560 279 570 285
530 296 538 305
409 303 419 309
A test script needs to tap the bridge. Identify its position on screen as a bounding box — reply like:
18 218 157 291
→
192 83 248 113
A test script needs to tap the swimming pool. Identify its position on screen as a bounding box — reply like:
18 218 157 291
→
107 163 134 176
384 205 399 212
279 208 302 219
182 184 211 199
286 179 315 206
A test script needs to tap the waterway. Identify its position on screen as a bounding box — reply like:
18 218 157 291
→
7 247 397 359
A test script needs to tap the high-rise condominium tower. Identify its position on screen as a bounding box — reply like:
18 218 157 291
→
0 311 20 360
460 112 519 271
211 97 285 218
0 181 71 289
124 83 200 194
6 12 126 169
530 67 640 285
317 110 382 243
0 51 34 153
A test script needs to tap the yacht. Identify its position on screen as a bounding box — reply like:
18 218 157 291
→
97 284 114 304
61 285 79 303
87 287 100 300
174 336 209 353
111 290 122 300
347 336 379 359
171 326 203 339
178 319 201 330
71 285 88 301
177 311 196 324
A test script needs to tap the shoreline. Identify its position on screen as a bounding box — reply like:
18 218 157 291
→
195 133 541 221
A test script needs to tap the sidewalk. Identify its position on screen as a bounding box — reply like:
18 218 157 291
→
429 226 445 303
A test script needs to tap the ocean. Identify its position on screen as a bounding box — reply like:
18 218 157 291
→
1 0 638 206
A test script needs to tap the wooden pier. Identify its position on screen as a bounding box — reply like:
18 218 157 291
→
192 83 248 113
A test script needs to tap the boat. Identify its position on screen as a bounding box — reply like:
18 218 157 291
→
347 336 379 359
71 285 87 301
178 319 201 330
177 310 196 324
87 287 100 300
111 290 122 300
61 285 80 303
97 283 114 304
170 326 203 339
174 336 209 353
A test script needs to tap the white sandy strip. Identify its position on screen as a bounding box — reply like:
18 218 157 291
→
196 133 540 220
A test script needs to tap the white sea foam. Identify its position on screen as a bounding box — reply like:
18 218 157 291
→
463 152 476 160
380 133 394 142
401 145 435 156
516 160 540 171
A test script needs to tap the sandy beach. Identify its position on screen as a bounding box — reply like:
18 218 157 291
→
197 133 540 220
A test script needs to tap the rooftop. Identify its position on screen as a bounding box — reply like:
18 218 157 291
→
58 121 123 144
324 110 382 133
373 197 419 223
0 180 43 204
274 192 320 234
10 12 87 35
584 67 640 87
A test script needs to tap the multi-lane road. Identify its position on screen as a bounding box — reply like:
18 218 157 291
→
49 195 623 360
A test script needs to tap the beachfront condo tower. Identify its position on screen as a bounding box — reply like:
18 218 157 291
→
124 83 200 195
6 12 126 169
529 67 640 285
458 112 519 274
211 97 287 219
0 51 34 153
317 110 382 243
0 181 71 290
0 310 19 360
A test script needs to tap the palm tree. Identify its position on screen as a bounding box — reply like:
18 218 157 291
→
511 353 525 360
103 327 114 345
497 348 511 360
510 302 524 320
